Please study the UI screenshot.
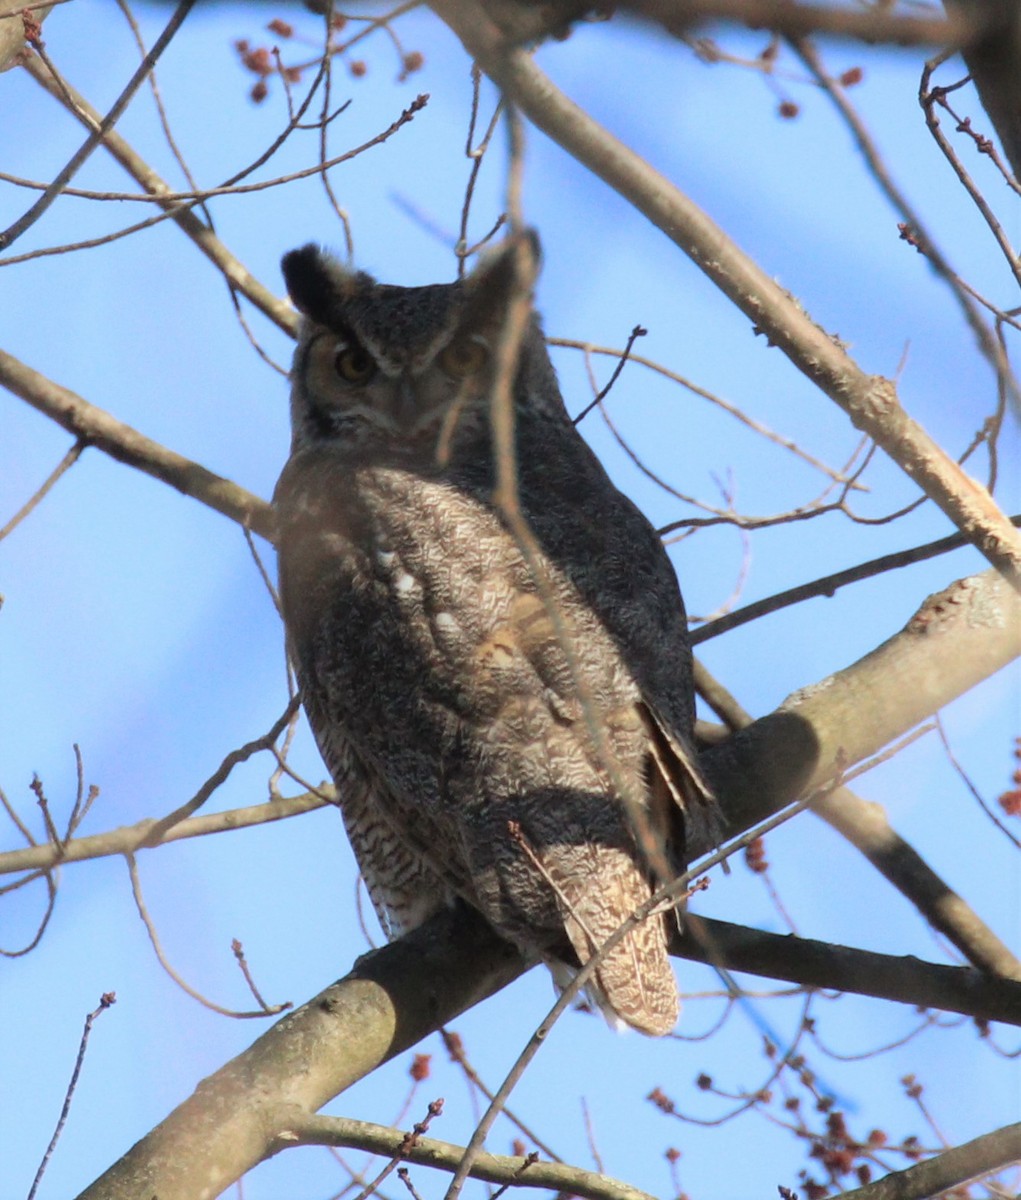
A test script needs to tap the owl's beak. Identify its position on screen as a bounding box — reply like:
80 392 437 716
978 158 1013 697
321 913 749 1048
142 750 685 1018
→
389 377 419 431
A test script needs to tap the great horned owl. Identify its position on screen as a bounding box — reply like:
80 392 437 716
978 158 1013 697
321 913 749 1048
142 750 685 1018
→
274 236 712 1036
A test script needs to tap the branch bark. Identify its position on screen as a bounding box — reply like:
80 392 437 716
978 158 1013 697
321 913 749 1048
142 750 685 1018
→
0 794 330 877
76 906 525 1200
696 569 1021 849
675 916 1021 1024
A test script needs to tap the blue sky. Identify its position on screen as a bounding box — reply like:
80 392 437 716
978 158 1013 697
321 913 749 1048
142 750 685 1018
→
2 4 1018 1198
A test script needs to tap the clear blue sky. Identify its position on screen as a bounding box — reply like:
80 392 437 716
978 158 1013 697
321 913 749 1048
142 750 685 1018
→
2 5 1018 1198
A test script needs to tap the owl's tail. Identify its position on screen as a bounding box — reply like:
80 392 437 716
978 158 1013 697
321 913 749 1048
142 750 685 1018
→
555 860 680 1037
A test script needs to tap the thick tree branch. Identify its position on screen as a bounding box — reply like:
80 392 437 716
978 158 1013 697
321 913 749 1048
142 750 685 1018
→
675 916 1021 1024
693 662 1021 980
76 906 526 1200
429 0 1021 588
630 0 973 48
696 569 1021 851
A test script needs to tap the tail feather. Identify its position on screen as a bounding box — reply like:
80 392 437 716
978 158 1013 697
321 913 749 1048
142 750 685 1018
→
557 855 680 1037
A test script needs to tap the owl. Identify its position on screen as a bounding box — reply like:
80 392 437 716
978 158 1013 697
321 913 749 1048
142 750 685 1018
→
273 235 714 1036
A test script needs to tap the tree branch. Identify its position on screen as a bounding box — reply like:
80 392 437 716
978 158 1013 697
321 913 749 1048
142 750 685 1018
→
0 793 329 877
692 661 1021 980
429 0 1021 588
75 905 526 1200
283 1113 654 1200
835 1120 1021 1200
628 1 975 49
675 916 1021 1024
0 347 274 539
696 569 1021 851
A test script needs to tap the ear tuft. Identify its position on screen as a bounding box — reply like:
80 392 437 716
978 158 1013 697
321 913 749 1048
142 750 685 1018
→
462 229 542 326
281 244 359 324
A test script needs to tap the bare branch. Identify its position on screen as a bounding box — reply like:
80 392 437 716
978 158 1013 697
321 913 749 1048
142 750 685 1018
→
675 917 1021 1025
697 569 1021 850
692 516 1021 644
834 1119 1021 1200
629 1 974 48
75 906 526 1200
0 347 274 539
428 0 1021 587
28 994 116 1200
0 792 329 877
0 0 198 250
284 1112 656 1200
0 439 84 541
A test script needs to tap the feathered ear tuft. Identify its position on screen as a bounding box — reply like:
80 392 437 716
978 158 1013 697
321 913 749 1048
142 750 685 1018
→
461 229 542 325
281 244 362 325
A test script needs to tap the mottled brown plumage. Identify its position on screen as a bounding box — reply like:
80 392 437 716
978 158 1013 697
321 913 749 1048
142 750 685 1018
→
274 237 713 1035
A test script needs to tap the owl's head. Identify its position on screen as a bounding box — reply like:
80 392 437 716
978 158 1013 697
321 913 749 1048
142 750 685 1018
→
282 234 561 458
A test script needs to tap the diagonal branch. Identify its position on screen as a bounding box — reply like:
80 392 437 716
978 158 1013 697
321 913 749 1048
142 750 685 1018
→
0 0 198 250
675 916 1021 1023
428 0 1021 588
834 1119 1021 1200
628 1 975 49
0 347 274 539
693 661 1021 980
696 568 1021 853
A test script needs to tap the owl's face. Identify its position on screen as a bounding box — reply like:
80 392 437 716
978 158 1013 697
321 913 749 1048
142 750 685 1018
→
282 242 531 458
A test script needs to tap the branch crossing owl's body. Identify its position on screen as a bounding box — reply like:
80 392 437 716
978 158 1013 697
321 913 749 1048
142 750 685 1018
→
275 238 713 1035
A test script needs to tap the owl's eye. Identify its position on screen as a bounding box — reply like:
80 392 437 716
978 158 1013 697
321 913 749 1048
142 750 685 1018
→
438 337 488 378
335 344 377 384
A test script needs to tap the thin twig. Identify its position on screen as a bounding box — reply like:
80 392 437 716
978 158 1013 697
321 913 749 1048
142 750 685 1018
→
0 439 84 541
26 994 116 1200
691 513 1021 643
0 0 199 250
125 852 291 1019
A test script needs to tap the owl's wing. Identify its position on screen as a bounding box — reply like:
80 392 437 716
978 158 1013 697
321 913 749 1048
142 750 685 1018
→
515 425 718 872
639 698 718 868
